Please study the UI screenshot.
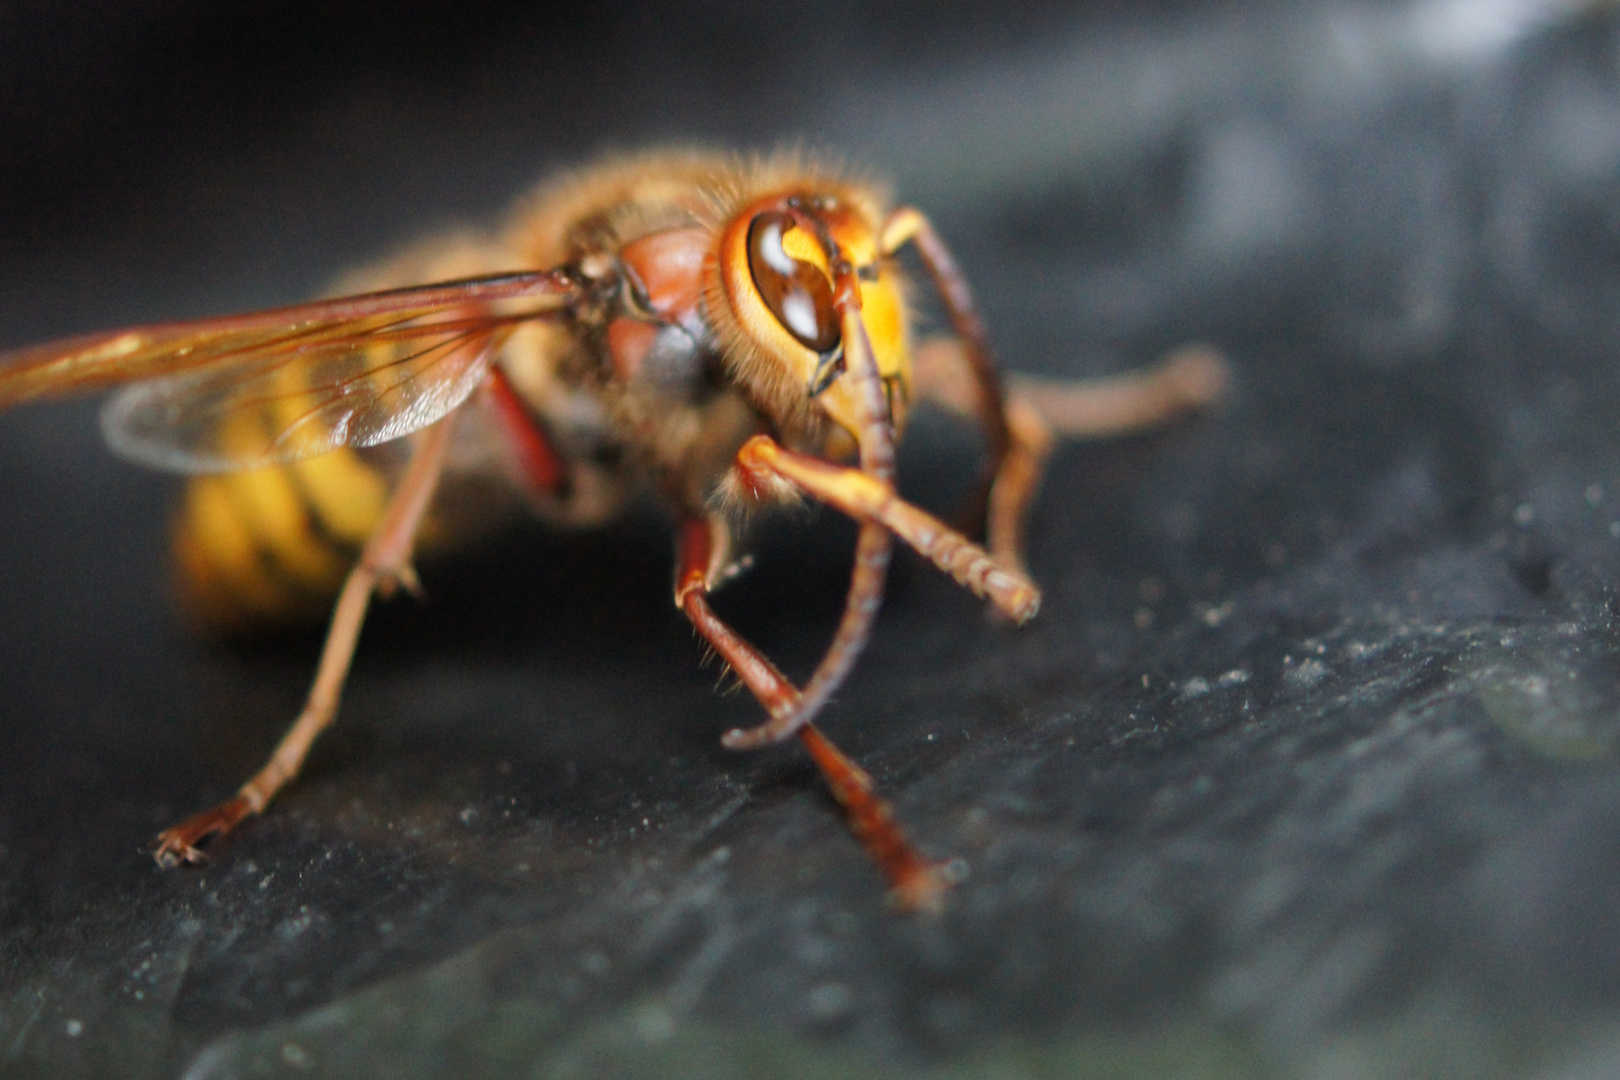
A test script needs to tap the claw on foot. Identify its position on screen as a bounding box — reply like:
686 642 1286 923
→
375 562 424 602
151 795 254 868
886 857 965 915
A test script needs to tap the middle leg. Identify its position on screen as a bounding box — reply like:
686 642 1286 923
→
674 515 951 912
913 336 1229 576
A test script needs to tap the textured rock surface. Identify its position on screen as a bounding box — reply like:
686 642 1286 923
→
4 2 1620 1077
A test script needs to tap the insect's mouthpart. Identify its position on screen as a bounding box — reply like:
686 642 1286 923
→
806 342 846 397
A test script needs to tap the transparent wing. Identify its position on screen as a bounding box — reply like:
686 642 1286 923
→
0 271 573 473
102 320 512 472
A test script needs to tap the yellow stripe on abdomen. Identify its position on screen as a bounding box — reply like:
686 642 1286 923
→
172 446 394 634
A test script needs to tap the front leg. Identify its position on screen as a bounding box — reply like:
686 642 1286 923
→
674 516 952 912
733 435 1040 624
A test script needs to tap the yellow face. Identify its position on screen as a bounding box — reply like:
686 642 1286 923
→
716 195 911 443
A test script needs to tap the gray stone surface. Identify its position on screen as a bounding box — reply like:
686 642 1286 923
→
3 2 1620 1076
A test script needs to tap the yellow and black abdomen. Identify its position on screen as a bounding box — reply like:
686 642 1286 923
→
168 232 508 635
170 397 537 634
172 446 394 634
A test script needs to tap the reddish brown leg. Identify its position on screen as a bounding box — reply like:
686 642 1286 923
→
733 435 1040 624
711 273 901 755
913 336 1229 576
752 279 900 754
675 516 950 911
888 204 1228 574
1007 343 1229 439
882 207 1010 470
986 395 1057 578
483 364 568 496
152 414 459 866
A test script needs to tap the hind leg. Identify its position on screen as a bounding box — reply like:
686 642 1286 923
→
153 415 457 866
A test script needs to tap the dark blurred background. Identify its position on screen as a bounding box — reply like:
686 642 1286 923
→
6 1 1620 1077
0 0 1111 330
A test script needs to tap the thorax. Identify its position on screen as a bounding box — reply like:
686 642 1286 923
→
496 171 776 517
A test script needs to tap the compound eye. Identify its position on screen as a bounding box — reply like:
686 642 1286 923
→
746 212 840 353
